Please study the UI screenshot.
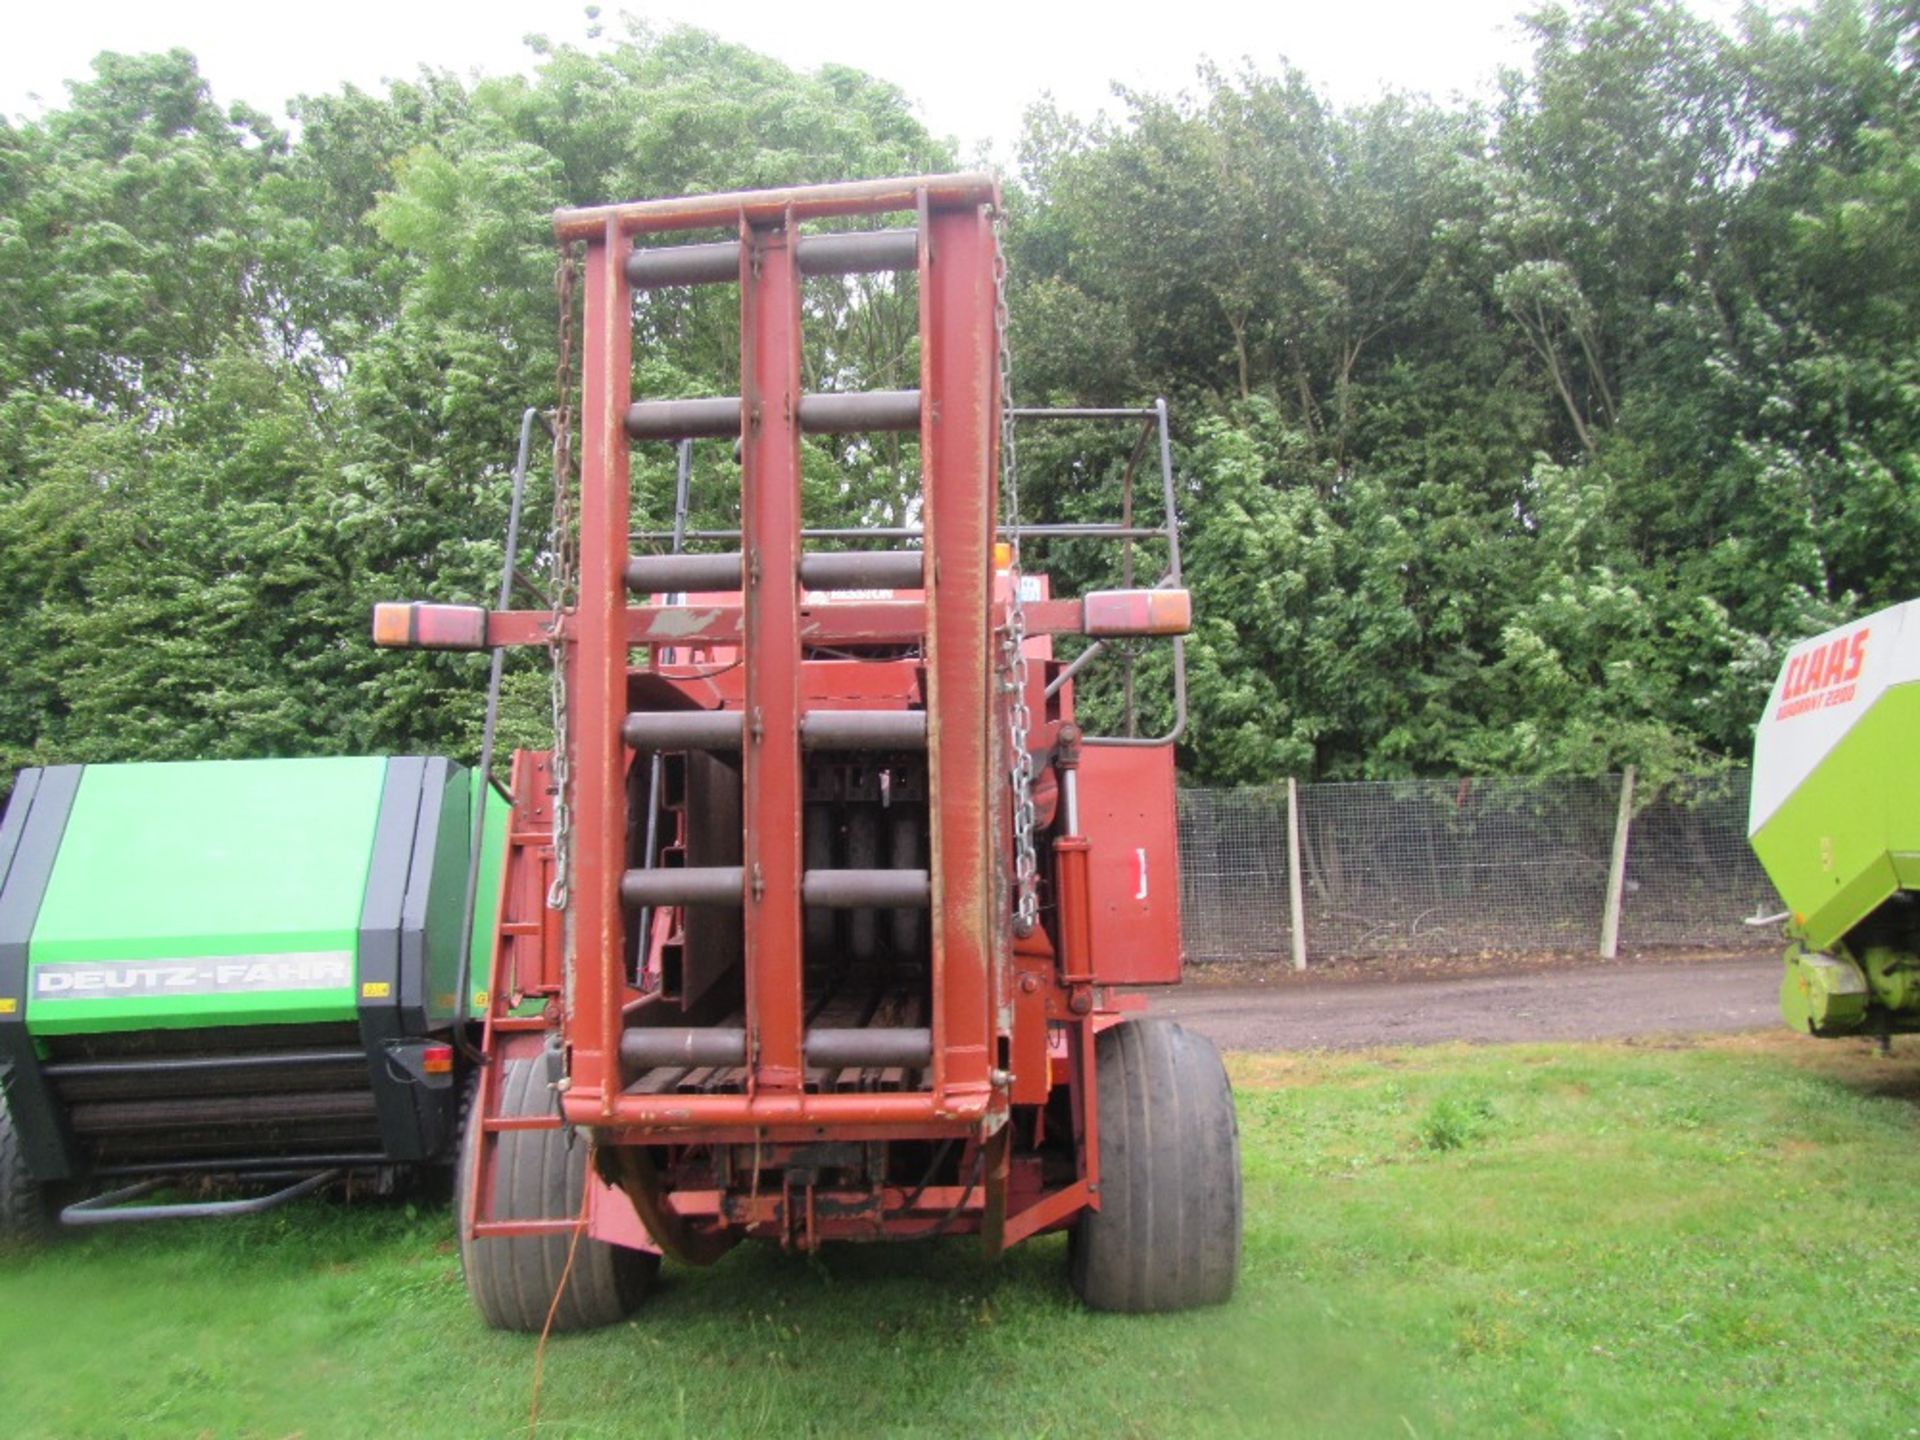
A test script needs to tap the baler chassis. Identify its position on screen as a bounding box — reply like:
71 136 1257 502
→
382 174 1241 1328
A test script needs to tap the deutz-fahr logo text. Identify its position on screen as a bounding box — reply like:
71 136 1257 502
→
32 952 352 999
1775 627 1871 721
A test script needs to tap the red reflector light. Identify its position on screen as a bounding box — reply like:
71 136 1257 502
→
370 602 490 651
1082 588 1192 638
421 1043 454 1075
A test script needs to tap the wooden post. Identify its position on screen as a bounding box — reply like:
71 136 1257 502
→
1287 777 1308 972
1600 765 1637 959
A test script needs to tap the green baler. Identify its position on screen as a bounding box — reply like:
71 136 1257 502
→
0 754 505 1235
1749 599 1920 1036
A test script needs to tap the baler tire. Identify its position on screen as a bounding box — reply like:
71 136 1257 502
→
1068 1019 1241 1312
0 1093 54 1249
456 1058 658 1332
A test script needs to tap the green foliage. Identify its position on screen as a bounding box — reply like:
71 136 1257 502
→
1420 1091 1498 1151
0 26 947 776
0 3 1914 785
1014 0 1920 781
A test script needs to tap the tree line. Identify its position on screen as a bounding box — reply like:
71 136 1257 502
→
0 1 1912 786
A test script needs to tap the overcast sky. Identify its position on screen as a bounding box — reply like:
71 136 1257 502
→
3 1 1747 158
5 1 1540 152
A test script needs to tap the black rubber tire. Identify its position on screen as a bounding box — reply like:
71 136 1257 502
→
1068 1019 1241 1312
0 1092 55 1248
456 1058 658 1332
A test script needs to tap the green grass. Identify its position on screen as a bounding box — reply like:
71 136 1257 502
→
6 1032 1920 1437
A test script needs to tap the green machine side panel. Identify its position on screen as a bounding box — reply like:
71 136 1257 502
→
470 775 510 1017
1750 683 1920 952
26 757 389 1034
409 761 471 1030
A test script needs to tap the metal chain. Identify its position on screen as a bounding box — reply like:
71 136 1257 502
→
992 211 1039 937
546 249 581 912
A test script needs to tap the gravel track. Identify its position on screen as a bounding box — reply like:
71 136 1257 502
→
1145 954 1781 1052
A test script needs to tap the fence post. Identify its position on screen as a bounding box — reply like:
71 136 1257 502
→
1600 765 1637 959
1287 777 1308 971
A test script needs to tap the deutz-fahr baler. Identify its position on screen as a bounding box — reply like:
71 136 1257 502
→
0 755 505 1234
377 174 1243 1328
1750 599 1920 1037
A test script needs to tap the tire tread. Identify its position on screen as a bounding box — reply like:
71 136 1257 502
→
457 1058 658 1331
0 1094 53 1247
1070 1019 1240 1312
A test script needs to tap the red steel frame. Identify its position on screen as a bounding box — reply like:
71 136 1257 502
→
570 214 632 1120
560 176 1007 1141
918 193 1001 1123
738 215 807 1096
426 174 1191 1253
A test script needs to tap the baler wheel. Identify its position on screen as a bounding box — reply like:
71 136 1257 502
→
1068 1019 1241 1312
457 1058 658 1331
0 1094 54 1248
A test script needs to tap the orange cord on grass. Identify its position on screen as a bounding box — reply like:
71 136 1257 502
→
527 1183 590 1436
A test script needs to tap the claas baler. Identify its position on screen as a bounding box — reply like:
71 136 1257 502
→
377 174 1243 1328
1750 598 1920 1037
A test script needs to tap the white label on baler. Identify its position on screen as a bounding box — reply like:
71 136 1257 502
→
1750 598 1920 834
30 951 353 999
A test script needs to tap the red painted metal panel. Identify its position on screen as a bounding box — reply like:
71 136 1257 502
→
738 214 806 1093
553 172 999 241
1001 1177 1091 1247
479 597 1085 649
1078 745 1183 985
568 223 635 1116
918 195 1002 1109
579 1087 990 1131
640 660 922 716
1009 961 1052 1106
586 1170 658 1252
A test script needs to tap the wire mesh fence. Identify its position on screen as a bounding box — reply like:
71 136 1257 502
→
1618 773 1781 949
1176 787 1297 964
1178 770 1780 966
